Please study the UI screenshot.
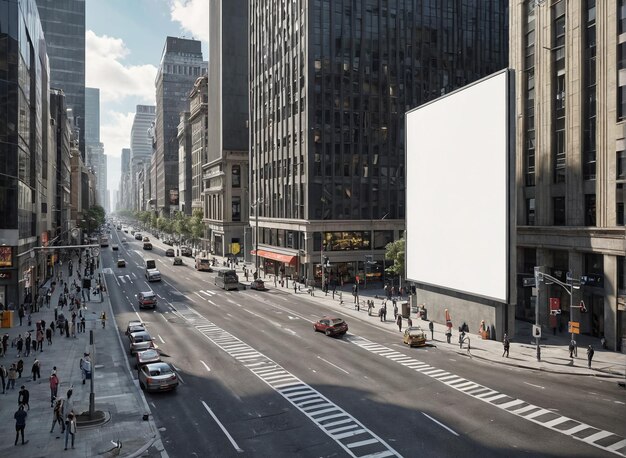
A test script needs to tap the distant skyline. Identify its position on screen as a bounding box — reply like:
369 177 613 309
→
85 0 208 196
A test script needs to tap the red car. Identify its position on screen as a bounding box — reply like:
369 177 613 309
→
314 316 348 337
138 291 157 309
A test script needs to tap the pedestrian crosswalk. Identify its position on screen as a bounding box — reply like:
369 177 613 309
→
346 335 626 457
198 290 217 297
169 302 400 458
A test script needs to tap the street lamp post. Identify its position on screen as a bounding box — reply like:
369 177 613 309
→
253 198 263 274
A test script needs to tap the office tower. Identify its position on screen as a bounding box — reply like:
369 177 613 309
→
85 87 100 145
511 0 625 350
249 0 508 282
119 148 132 211
37 0 86 160
130 105 156 211
155 37 206 216
177 111 192 215
84 87 106 208
201 0 249 258
0 0 51 309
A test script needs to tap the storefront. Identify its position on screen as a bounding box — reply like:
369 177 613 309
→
253 249 297 279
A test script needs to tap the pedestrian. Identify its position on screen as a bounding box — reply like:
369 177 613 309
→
18 304 25 326
8 363 17 389
407 316 413 327
393 303 398 319
41 319 46 332
429 321 434 340
587 345 594 368
49 372 59 406
46 326 52 345
17 359 23 377
80 354 91 384
50 320 55 335
446 327 452 344
459 330 466 349
396 314 402 332
569 339 576 358
101 312 106 328
0 363 7 393
64 319 69 338
64 411 76 450
50 397 65 433
16 334 23 357
66 384 73 402
14 404 28 445
70 321 76 338
18 385 29 410
502 333 510 358
382 304 387 322
36 328 44 352
31 359 41 382
2 333 9 355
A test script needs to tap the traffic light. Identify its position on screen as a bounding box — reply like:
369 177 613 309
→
579 301 587 313
323 256 330 268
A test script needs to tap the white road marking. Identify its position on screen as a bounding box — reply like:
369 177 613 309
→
202 401 243 453
208 300 216 305
131 305 137 312
176 373 185 384
615 401 625 405
185 295 197 302
132 272 137 279
114 276 120 286
316 355 350 375
422 412 459 436
200 360 211 372
158 313 168 322
523 382 545 389
158 335 165 344
134 311 142 322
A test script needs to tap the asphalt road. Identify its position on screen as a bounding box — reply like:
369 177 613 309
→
102 227 626 458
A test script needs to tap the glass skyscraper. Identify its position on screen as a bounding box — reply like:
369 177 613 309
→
37 0 86 160
249 0 508 283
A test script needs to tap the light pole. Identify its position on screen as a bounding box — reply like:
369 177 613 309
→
252 198 263 273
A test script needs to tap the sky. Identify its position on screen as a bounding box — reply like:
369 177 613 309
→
85 0 209 200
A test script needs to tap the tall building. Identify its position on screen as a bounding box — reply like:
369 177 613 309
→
511 0 626 350
84 87 106 207
249 0 508 282
202 1 249 258
118 148 132 211
50 90 73 245
177 112 192 215
37 0 86 160
189 76 208 213
130 105 156 211
155 37 206 216
0 0 51 308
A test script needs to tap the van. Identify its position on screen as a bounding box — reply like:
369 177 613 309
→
145 258 161 282
214 268 239 290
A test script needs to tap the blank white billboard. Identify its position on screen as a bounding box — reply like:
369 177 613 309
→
405 70 513 303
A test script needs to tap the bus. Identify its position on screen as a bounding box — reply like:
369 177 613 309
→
100 235 109 247
195 257 211 272
214 268 239 290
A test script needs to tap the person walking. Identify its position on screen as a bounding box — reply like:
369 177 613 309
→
46 325 52 345
382 304 387 322
0 363 7 393
31 359 41 382
393 303 398 320
587 345 595 368
64 411 76 450
18 304 25 326
16 334 23 357
502 334 510 358
18 385 29 410
396 314 402 332
429 321 434 340
569 339 576 358
445 327 452 344
8 363 17 389
2 333 9 356
407 316 413 327
14 404 28 445
50 397 65 433
16 359 23 377
36 328 44 352
24 333 31 357
49 371 59 406
80 354 91 384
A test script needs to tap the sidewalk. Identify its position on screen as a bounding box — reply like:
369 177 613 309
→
0 254 163 457
221 258 626 380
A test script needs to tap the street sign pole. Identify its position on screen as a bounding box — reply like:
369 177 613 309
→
533 266 541 361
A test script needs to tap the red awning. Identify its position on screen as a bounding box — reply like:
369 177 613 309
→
251 249 296 265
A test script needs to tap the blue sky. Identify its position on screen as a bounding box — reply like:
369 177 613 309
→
85 0 208 203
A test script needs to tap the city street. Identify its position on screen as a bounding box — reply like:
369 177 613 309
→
104 228 626 457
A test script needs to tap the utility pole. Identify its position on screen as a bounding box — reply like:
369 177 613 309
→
89 329 95 418
533 266 541 361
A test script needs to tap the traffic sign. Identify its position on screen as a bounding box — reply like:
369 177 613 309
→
568 321 580 334
532 325 541 338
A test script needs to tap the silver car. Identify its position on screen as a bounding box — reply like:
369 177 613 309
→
138 362 179 392
129 331 154 355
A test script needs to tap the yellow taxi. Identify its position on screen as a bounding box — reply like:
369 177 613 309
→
402 326 427 347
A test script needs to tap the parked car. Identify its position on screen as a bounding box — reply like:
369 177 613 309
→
111 244 119 251
173 257 183 266
180 246 192 257
126 320 145 336
165 248 175 257
402 326 427 347
313 316 348 337
138 362 178 392
117 258 126 268
143 242 153 250
134 232 143 240
135 348 161 369
138 291 157 309
143 236 150 242
250 279 266 291
121 240 128 245
129 331 155 355
163 238 173 246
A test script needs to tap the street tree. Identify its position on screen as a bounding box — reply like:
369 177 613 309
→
384 236 405 281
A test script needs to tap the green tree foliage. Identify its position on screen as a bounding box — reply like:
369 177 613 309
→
172 212 191 240
189 209 204 242
384 236 405 278
81 205 106 231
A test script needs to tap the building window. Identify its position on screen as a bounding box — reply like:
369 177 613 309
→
232 196 241 222
232 165 241 188
552 3 566 184
585 194 596 226
526 198 536 225
553 197 566 226
617 184 625 225
618 0 626 120
583 0 597 180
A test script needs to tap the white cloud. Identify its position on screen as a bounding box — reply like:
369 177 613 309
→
102 111 134 158
85 30 157 104
170 0 209 42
